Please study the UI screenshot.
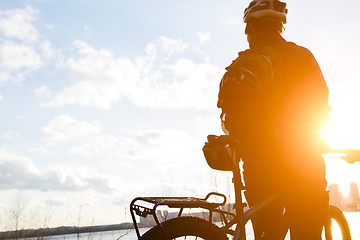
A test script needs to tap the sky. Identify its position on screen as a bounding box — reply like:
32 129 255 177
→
0 0 360 230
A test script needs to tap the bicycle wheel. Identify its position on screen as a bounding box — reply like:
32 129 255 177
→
324 205 352 240
140 216 228 240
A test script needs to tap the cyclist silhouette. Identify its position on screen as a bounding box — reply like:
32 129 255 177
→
218 0 332 239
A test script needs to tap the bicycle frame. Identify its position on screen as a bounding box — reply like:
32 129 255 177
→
220 164 288 240
212 151 338 240
130 161 289 240
130 135 357 239
130 165 338 240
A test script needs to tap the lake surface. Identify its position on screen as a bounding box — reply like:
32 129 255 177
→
25 212 360 240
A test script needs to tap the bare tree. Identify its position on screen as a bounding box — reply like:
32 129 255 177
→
6 194 26 239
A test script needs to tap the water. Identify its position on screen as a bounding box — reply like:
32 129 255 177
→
25 212 360 240
23 228 150 240
345 212 360 240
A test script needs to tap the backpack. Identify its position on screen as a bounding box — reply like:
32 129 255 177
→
217 47 281 138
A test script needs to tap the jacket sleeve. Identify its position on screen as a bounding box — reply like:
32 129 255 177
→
302 52 331 132
276 47 331 139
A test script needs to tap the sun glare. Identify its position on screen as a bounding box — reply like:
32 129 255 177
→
322 106 360 150
321 103 360 194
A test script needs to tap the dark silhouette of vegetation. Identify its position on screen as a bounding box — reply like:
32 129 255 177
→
0 222 135 239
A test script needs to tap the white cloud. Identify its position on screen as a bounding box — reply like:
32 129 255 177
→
157 36 188 57
41 117 205 172
41 115 101 142
28 147 47 155
68 127 206 174
43 166 115 192
44 40 139 110
0 148 118 192
44 24 54 30
1 131 19 140
66 132 123 159
197 32 210 45
29 116 218 212
0 6 57 84
34 86 51 98
140 58 223 109
0 148 42 189
0 93 2 101
39 40 55 59
132 39 224 109
42 38 223 110
194 114 223 136
79 23 90 37
0 41 42 71
0 5 39 42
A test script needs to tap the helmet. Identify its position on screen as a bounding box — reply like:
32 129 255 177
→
243 0 288 24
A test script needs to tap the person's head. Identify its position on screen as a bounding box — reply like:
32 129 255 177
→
243 0 288 44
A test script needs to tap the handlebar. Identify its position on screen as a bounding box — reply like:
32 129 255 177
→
206 135 360 164
322 148 360 164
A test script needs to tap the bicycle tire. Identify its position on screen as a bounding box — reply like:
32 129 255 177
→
325 205 352 240
139 216 228 240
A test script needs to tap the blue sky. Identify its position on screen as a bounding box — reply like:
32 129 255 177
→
0 0 360 229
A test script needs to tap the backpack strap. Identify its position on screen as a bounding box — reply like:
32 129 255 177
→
218 47 280 109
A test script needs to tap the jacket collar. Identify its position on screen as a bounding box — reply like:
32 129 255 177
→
249 33 286 49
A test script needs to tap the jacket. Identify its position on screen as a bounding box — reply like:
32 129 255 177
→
218 34 330 189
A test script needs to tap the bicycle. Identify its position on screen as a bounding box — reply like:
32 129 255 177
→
130 135 359 239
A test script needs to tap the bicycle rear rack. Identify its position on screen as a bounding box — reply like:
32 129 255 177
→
130 192 232 239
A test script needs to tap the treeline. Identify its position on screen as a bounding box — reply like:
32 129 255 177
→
0 222 136 239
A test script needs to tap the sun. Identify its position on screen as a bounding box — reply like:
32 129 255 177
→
320 102 360 194
321 106 360 150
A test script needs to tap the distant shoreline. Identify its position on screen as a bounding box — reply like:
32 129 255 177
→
0 222 151 240
1 209 359 239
